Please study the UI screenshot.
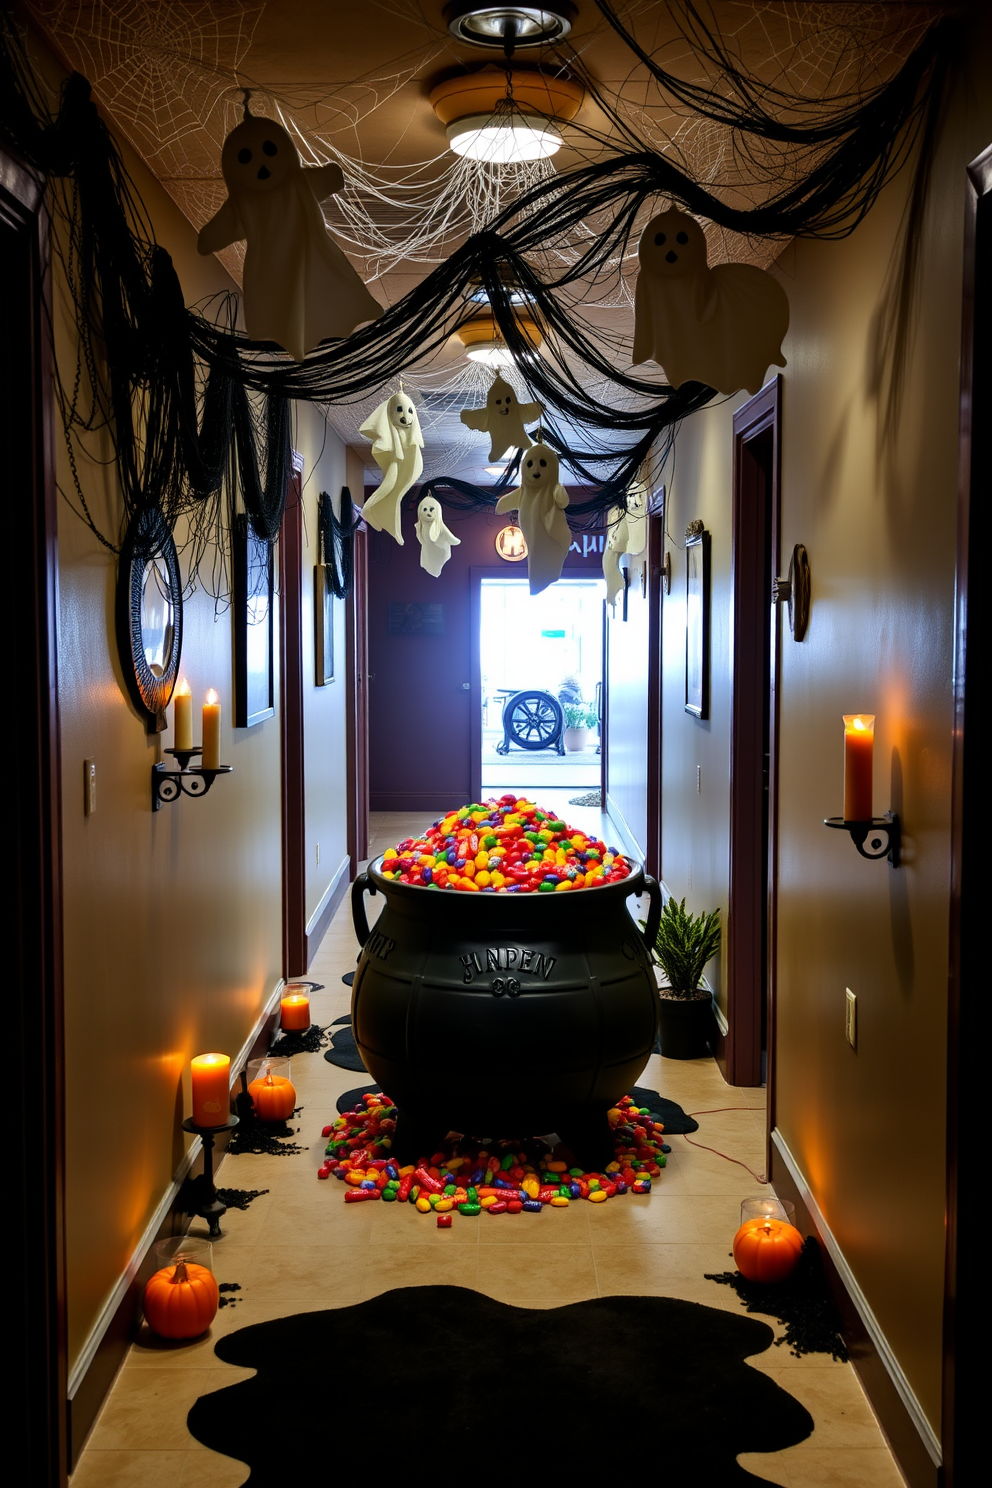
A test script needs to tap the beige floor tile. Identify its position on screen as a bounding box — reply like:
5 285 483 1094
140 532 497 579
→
178 1449 249 1488
85 1371 223 1452
69 1449 189 1487
745 1446 908 1487
592 1240 737 1295
688 1193 750 1244
469 1204 593 1244
757 1369 889 1449
583 1192 702 1242
362 1243 481 1292
368 1197 483 1245
476 1242 598 1301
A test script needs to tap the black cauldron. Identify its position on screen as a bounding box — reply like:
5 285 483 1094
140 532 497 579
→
351 861 662 1165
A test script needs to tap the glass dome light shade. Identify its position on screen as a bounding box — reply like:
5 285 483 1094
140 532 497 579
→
466 341 517 366
446 112 562 163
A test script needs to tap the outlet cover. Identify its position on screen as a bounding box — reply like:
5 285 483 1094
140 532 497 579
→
84 758 96 816
845 987 857 1049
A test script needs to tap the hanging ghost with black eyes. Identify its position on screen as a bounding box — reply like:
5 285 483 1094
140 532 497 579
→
459 375 545 462
415 496 460 578
359 393 424 545
197 115 382 361
495 443 571 595
632 209 788 395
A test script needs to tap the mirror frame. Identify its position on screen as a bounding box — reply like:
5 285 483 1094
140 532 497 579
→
115 507 183 733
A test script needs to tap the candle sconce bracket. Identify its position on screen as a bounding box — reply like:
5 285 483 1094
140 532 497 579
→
181 1115 239 1238
153 748 233 811
772 543 811 641
824 812 900 866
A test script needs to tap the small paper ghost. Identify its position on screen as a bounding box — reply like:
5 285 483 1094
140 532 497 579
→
603 507 629 608
632 209 788 395
415 496 460 577
197 115 381 360
495 443 571 595
359 394 424 545
460 375 545 462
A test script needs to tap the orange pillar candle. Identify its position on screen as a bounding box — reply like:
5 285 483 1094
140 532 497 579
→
173 678 192 752
843 713 874 821
190 1053 230 1127
202 689 221 770
280 989 311 1031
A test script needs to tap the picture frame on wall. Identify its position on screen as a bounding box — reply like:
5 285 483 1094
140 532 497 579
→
314 564 334 685
685 520 710 719
233 514 275 727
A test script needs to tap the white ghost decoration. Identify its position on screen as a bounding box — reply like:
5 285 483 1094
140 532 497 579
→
459 375 545 462
603 507 629 608
415 496 460 578
495 443 571 595
624 482 648 557
197 115 382 361
632 209 788 395
359 393 424 545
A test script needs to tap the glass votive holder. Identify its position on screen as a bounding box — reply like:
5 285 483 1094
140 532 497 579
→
280 981 312 1031
151 1235 214 1275
740 1196 796 1228
247 1055 296 1121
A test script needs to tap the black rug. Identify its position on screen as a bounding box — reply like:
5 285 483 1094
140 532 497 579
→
334 1079 697 1133
341 970 354 987
188 1287 811 1484
323 1015 367 1073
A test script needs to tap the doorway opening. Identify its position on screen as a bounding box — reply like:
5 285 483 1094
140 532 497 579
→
478 576 605 795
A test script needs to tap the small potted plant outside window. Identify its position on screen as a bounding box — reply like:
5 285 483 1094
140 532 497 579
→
648 897 721 1059
563 702 598 751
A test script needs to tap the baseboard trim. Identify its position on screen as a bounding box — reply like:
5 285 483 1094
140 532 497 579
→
604 792 643 863
66 975 286 1466
305 853 349 963
770 1127 941 1487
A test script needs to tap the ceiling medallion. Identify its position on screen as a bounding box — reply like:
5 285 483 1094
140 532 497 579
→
444 4 577 52
456 311 543 366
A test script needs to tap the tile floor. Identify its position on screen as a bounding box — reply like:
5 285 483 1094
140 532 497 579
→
69 810 908 1487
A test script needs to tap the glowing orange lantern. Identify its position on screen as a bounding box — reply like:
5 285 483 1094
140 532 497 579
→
732 1217 804 1283
247 1056 296 1121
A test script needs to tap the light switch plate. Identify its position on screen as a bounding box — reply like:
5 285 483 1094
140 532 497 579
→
845 987 857 1049
84 758 96 816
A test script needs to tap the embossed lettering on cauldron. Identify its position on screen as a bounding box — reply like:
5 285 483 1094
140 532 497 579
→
351 861 662 1165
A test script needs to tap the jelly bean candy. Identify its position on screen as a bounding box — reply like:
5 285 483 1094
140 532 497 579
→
437 1213 453 1228
415 1196 432 1213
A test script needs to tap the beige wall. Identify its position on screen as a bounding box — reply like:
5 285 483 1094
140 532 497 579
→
52 104 350 1375
661 18 992 1438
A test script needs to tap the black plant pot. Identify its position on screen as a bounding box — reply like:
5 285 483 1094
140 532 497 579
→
351 857 663 1165
657 993 713 1059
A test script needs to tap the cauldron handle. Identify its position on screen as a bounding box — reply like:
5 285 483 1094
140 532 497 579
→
351 872 377 947
640 873 663 956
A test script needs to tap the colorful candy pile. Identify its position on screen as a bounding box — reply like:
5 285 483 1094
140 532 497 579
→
318 1092 670 1227
380 795 632 893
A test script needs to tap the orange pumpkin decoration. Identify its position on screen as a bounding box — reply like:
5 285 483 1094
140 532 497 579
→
247 1069 296 1121
143 1258 219 1339
732 1218 804 1283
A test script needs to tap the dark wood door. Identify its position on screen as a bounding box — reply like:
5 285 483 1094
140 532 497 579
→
725 377 781 1088
279 460 306 976
346 523 369 871
3 145 68 1486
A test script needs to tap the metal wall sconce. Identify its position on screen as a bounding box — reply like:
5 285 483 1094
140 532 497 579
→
772 543 811 640
152 747 233 811
823 812 901 866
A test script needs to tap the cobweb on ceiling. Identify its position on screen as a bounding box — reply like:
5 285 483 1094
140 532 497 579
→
24 0 939 479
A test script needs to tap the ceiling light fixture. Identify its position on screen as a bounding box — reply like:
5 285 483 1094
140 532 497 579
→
444 3 577 52
429 65 583 164
456 311 543 366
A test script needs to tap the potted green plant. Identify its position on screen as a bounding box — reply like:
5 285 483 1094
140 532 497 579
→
647 897 721 1059
563 702 595 751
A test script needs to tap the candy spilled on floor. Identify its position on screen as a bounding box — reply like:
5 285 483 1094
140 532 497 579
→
318 1092 671 1226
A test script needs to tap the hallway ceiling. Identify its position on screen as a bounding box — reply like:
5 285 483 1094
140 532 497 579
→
24 1 935 484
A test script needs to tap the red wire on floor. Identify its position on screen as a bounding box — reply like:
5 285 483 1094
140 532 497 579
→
677 1107 768 1184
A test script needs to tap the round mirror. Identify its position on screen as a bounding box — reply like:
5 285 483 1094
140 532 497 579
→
116 508 183 732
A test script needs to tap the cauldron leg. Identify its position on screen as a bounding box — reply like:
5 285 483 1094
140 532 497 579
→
392 1109 447 1166
557 1112 615 1174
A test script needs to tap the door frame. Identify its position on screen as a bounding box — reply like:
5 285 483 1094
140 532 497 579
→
944 141 992 1488
3 143 68 1486
346 521 369 873
725 376 782 1089
279 455 306 977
